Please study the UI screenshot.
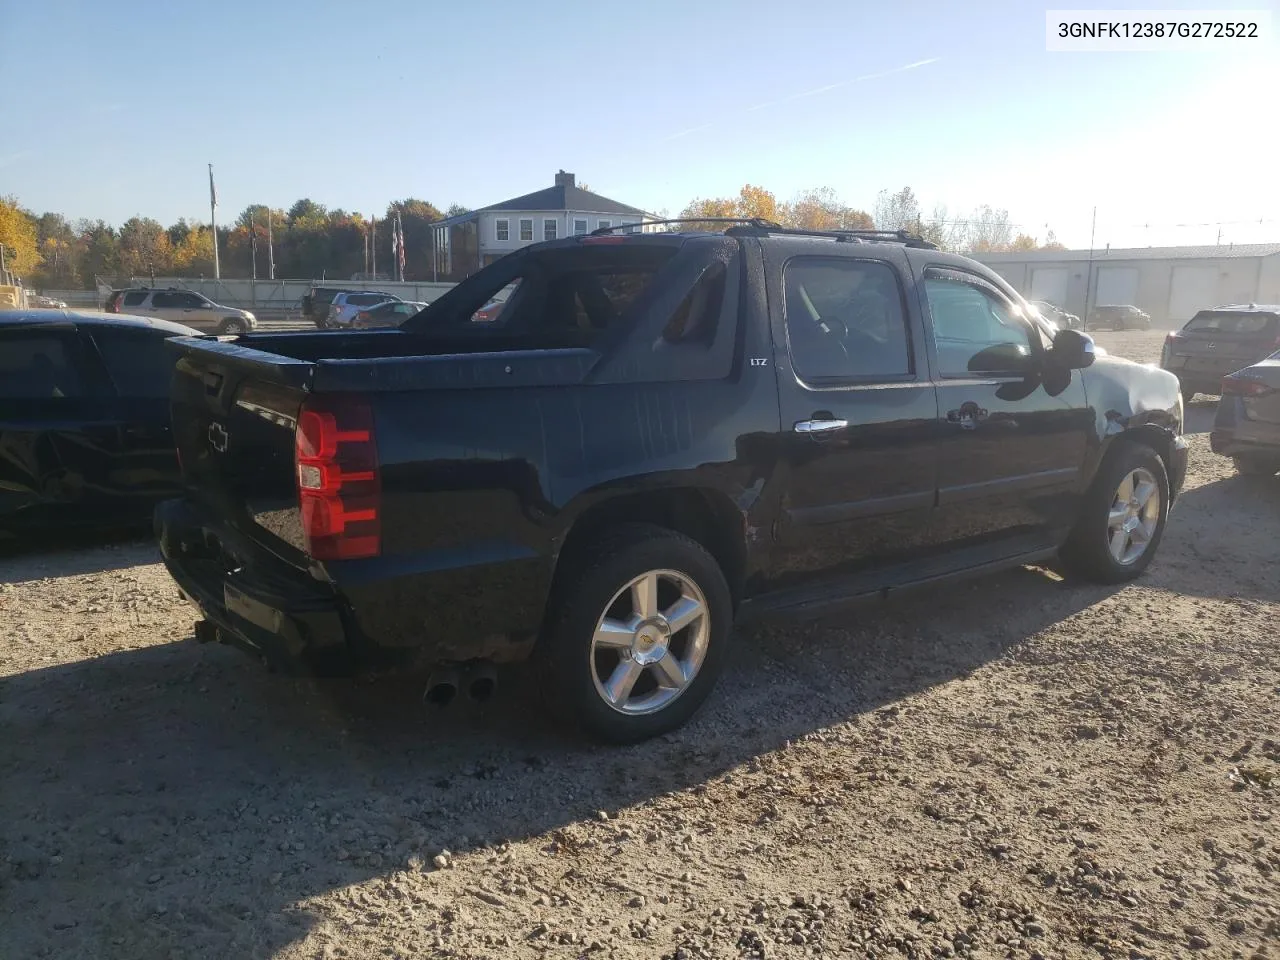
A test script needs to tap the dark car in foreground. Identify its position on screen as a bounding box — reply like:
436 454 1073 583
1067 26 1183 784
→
1089 304 1151 331
1162 304 1280 401
154 222 1187 743
1 310 198 538
1210 352 1280 476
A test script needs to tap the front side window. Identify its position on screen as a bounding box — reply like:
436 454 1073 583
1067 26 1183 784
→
495 219 509 242
519 219 533 242
0 335 83 399
923 269 1035 377
150 291 178 308
544 219 557 241
783 258 911 382
179 292 206 308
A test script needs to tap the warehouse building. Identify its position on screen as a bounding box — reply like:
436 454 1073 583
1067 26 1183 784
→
972 242 1280 328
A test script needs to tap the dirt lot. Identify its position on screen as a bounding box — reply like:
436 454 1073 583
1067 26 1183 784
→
2 330 1276 960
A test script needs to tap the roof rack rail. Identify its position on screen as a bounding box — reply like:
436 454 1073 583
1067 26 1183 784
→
588 217 783 236
588 218 936 249
729 225 937 249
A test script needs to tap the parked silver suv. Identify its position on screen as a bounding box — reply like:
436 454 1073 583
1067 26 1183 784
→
326 291 401 328
106 288 256 335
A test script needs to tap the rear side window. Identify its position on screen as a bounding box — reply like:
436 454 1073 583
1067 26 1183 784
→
0 335 84 399
91 329 175 398
122 291 148 307
783 258 912 381
151 291 178 308
1185 311 1277 334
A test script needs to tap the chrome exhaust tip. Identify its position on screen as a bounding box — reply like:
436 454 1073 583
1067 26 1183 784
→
467 663 497 702
424 667 461 706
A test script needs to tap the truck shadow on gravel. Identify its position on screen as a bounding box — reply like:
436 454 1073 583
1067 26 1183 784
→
0 562 1128 959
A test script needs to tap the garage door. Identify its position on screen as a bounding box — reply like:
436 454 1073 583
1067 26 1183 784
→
1095 267 1139 306
1168 266 1218 322
1029 267 1069 307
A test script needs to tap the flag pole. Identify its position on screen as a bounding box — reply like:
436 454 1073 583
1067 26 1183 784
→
209 163 220 280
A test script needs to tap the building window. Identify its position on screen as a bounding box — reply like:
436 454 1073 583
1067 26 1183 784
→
597 219 612 231
623 221 639 234
495 219 509 242
544 218 558 241
573 218 588 235
519 219 533 242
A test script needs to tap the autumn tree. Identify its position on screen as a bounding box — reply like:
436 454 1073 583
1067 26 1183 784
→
1008 233 1038 252
961 205 1015 253
1042 230 1067 251
76 220 119 283
0 196 40 280
117 217 173 278
172 225 217 277
784 187 873 231
679 195 737 231
873 187 921 233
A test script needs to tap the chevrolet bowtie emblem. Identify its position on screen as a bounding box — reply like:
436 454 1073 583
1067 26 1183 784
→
208 421 229 453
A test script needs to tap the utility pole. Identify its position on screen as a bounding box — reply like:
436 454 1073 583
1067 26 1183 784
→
371 215 377 280
1084 206 1097 331
209 164 221 280
267 208 276 279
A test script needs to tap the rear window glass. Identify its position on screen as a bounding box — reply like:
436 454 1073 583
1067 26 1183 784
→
1185 312 1278 334
0 336 83 398
415 244 678 346
91 329 175 398
123 291 148 306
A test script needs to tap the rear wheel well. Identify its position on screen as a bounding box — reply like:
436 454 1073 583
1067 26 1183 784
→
549 489 747 613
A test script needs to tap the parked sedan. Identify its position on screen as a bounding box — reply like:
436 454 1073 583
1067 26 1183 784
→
351 300 426 328
28 295 69 310
1089 304 1151 331
1030 299 1081 330
1162 305 1280 401
0 310 198 538
1210 353 1280 476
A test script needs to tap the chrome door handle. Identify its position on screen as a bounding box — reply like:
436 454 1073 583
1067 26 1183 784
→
794 419 848 435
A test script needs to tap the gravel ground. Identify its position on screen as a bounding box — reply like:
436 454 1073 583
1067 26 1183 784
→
2 330 1277 960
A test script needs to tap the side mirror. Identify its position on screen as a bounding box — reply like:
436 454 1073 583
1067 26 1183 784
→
1050 328 1096 370
968 341 1034 375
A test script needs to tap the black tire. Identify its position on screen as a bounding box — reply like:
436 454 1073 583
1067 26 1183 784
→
1232 456 1279 477
1061 442 1170 584
218 317 247 336
541 523 732 744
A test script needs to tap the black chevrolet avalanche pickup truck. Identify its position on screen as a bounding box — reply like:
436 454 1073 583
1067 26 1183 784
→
155 223 1188 743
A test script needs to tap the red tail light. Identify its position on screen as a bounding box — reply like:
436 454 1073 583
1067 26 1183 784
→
295 394 380 560
1221 376 1275 398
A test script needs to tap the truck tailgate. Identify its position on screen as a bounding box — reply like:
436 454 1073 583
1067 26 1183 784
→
168 336 314 562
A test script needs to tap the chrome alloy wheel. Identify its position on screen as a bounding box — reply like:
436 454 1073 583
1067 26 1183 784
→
589 569 710 716
1106 466 1161 565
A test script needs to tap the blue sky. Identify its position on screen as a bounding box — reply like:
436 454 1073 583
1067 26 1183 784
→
2 0 1277 248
